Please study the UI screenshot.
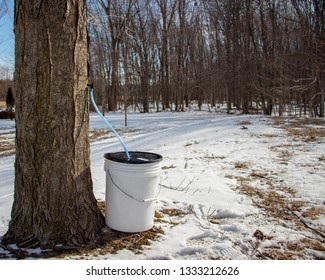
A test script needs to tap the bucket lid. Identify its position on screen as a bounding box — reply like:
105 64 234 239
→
104 151 163 164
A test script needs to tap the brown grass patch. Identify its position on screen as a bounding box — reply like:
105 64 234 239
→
272 116 286 126
0 222 165 259
279 185 297 196
238 120 252 126
256 248 301 259
272 117 325 143
77 226 165 257
0 145 15 153
276 117 325 142
260 133 278 138
289 118 325 127
236 178 320 226
273 117 325 128
89 128 143 142
238 184 260 197
289 200 305 212
184 141 199 147
250 170 269 179
300 237 325 252
89 129 109 140
277 150 294 160
0 132 15 157
256 237 325 260
160 208 187 217
161 164 176 170
287 127 325 142
203 155 226 160
269 144 297 162
155 208 187 227
302 207 325 219
0 133 15 157
234 161 250 169
0 151 15 158
236 176 253 185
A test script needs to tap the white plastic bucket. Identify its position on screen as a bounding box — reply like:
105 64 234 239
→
104 151 163 232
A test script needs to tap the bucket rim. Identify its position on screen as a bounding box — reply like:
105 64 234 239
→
104 151 163 164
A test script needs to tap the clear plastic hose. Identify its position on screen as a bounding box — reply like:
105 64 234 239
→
89 85 131 161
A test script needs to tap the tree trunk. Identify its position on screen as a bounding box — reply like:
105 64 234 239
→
3 0 105 248
320 75 325 118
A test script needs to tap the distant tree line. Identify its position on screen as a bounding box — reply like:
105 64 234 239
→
88 0 324 117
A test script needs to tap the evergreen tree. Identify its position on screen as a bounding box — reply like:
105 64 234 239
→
6 87 15 113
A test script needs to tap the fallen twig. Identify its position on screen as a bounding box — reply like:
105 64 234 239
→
287 207 325 239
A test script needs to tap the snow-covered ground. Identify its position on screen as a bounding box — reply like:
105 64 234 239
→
0 110 324 260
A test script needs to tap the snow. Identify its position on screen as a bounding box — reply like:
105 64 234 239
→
0 110 324 260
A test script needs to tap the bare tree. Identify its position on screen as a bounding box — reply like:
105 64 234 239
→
86 0 323 117
130 0 153 112
155 0 177 110
292 0 325 117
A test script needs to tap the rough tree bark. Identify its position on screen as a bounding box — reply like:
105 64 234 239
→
3 0 105 248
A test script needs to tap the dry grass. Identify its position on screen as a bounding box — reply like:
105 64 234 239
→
0 145 14 153
159 208 187 217
259 133 278 138
302 207 325 219
272 116 286 126
0 151 15 158
161 164 176 170
269 144 298 162
243 185 325 259
0 101 6 109
237 180 322 227
235 163 325 259
89 129 110 141
203 155 226 160
78 226 165 257
184 141 199 147
288 118 325 127
224 174 235 180
238 120 252 126
287 127 325 142
89 128 143 142
155 207 187 227
276 117 325 142
256 248 301 259
0 201 190 259
234 161 250 169
0 132 15 158
256 237 325 260
272 116 325 128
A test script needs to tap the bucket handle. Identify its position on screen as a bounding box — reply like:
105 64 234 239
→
107 169 161 203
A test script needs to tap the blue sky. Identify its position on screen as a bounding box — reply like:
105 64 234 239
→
0 1 14 68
